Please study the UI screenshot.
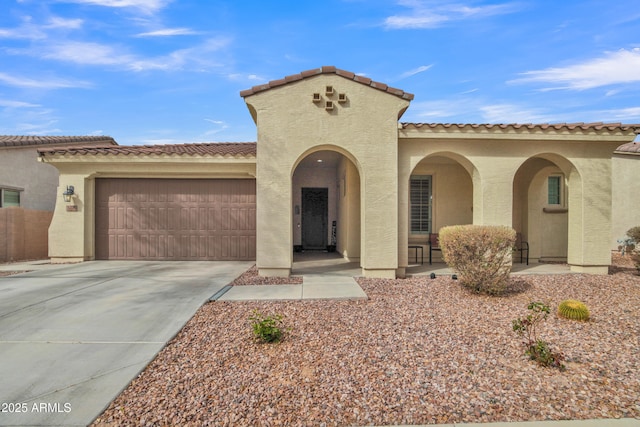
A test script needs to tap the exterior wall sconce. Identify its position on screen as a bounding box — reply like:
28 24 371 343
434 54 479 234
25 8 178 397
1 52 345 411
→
63 185 75 203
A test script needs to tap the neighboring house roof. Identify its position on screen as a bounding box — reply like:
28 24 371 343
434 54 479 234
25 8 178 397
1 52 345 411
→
0 135 118 149
38 142 257 157
240 65 415 101
614 141 640 155
401 122 640 132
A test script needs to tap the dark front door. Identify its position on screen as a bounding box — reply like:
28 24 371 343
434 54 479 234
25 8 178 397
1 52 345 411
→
302 188 328 250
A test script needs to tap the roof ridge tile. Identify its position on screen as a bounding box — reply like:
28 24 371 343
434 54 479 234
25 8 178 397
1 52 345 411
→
240 66 414 101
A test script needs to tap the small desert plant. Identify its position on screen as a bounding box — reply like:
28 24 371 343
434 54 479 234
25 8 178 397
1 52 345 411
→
617 237 635 255
439 225 516 295
558 299 590 321
512 301 565 371
249 310 285 343
627 226 640 273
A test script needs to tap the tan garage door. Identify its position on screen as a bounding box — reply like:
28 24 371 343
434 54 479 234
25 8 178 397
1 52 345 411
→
95 178 256 260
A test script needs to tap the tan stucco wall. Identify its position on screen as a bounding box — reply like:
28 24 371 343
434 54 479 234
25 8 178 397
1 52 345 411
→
527 166 568 261
41 156 256 262
245 74 409 278
612 154 640 249
337 155 361 260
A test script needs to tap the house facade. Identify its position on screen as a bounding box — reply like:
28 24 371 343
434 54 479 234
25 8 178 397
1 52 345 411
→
38 66 640 277
0 135 117 262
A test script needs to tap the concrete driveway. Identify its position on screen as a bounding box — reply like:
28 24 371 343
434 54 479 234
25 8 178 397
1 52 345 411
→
0 260 252 427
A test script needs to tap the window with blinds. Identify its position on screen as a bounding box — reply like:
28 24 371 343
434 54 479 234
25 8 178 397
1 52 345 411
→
410 175 432 234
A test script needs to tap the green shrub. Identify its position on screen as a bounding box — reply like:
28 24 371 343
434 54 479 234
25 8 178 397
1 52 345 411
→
439 225 516 295
512 301 565 371
249 310 285 343
626 226 640 243
558 299 590 321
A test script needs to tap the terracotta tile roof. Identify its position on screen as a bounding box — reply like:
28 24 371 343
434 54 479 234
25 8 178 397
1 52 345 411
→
0 135 118 148
401 122 640 132
38 142 257 157
240 65 414 101
614 141 640 155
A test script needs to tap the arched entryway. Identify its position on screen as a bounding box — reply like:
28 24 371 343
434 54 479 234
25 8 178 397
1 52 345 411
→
406 152 475 263
513 153 581 263
292 148 362 263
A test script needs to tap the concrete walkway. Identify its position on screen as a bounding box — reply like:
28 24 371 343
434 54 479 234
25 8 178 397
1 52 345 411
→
214 252 368 301
214 253 575 302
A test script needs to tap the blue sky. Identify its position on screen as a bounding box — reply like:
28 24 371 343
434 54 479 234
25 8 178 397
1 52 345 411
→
1 0 639 145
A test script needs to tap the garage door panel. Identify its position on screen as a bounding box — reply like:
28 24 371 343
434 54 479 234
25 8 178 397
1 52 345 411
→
96 179 256 261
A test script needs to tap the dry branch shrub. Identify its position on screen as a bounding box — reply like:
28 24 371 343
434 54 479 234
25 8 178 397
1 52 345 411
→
439 225 516 295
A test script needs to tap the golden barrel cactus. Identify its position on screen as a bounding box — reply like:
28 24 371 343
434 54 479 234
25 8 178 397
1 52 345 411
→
558 299 590 321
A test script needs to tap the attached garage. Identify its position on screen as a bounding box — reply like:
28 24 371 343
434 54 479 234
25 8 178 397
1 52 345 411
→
95 178 256 261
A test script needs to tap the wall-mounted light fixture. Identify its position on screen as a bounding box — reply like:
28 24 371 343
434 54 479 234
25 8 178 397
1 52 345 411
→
62 185 75 203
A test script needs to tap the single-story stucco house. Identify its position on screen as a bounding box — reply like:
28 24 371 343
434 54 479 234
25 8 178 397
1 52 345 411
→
0 135 117 262
37 66 640 278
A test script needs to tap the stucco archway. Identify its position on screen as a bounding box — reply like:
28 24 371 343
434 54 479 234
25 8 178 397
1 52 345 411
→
401 152 476 267
512 153 582 263
291 147 362 264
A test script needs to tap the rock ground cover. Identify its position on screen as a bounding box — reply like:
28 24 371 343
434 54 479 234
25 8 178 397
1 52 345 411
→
93 254 639 426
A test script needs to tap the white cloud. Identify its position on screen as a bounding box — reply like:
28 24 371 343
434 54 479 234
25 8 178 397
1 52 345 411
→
479 103 556 123
8 37 231 72
0 99 41 108
0 15 83 40
398 64 433 79
227 73 267 82
37 41 135 66
203 119 229 136
384 0 520 29
58 0 171 14
405 98 558 124
599 106 640 121
511 48 640 90
204 119 225 125
135 28 198 37
47 17 84 29
0 72 92 89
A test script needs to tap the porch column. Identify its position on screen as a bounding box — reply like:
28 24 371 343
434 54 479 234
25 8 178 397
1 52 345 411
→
567 159 611 274
49 173 91 263
360 154 399 279
256 146 293 277
472 160 514 226
397 167 410 278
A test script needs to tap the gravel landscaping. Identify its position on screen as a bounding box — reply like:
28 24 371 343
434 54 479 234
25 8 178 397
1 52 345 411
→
93 255 639 426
